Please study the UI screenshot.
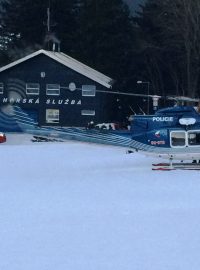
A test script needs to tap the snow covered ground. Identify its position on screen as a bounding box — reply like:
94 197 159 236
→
1 133 200 270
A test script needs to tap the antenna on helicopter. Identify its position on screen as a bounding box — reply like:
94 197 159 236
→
129 106 136 115
138 105 146 115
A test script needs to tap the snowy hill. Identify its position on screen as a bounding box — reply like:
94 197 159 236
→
1 133 200 270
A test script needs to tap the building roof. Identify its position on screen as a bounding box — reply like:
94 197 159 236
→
0 49 114 88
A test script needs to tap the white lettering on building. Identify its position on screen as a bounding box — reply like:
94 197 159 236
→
64 99 69 105
1 97 82 106
10 98 15 103
71 100 75 105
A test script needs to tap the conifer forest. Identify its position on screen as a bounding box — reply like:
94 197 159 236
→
0 0 200 114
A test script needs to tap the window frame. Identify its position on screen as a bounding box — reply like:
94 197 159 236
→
82 85 96 97
46 109 60 123
26 83 40 95
81 110 95 116
46 84 60 96
170 130 200 148
170 131 186 148
0 83 4 94
188 130 200 147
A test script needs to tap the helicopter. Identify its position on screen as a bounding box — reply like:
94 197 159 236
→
127 96 200 169
93 88 200 168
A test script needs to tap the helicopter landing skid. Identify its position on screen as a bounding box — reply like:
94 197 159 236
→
152 161 200 171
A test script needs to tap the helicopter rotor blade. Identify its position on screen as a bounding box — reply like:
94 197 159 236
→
95 89 200 103
165 96 200 102
96 89 163 99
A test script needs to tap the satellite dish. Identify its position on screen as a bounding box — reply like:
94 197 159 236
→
69 82 76 91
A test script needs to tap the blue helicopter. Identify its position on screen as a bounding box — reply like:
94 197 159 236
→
128 101 200 166
89 88 200 168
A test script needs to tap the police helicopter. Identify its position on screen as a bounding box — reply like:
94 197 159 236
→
95 87 200 169
126 94 200 170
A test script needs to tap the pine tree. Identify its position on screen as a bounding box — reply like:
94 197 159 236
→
0 0 78 57
0 0 137 105
1 0 47 48
134 0 200 98
74 0 135 86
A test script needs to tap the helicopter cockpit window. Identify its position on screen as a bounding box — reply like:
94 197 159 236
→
170 131 186 147
188 131 200 146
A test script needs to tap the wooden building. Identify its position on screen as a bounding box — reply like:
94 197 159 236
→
0 49 114 127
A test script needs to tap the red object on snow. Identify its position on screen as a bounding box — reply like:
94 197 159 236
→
0 132 6 143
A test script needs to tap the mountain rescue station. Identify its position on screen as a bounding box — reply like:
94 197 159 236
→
0 49 114 128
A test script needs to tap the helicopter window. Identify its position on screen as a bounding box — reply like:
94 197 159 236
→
170 131 186 147
188 131 200 146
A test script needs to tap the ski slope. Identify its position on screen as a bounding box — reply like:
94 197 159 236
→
1 133 200 270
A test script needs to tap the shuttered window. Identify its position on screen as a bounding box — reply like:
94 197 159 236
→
46 84 60 95
82 85 96 96
0 83 3 94
26 83 40 95
81 110 95 116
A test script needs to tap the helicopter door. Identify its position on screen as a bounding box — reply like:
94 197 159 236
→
188 131 200 146
170 131 186 147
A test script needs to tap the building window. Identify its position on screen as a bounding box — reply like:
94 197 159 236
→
0 83 4 94
26 83 40 95
46 109 59 123
82 85 96 96
46 84 60 95
81 110 95 116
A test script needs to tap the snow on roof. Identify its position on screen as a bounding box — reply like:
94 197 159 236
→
0 49 114 88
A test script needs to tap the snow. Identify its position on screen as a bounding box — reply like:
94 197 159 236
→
1 133 200 270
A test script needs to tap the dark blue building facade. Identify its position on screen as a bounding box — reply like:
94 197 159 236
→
0 50 114 128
